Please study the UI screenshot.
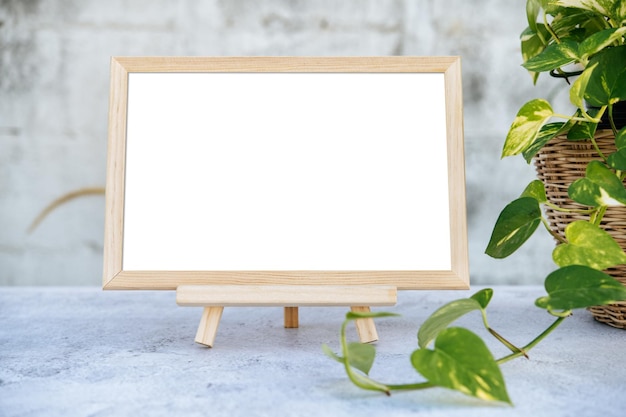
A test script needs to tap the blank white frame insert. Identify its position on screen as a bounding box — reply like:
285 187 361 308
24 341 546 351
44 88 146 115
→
103 57 468 291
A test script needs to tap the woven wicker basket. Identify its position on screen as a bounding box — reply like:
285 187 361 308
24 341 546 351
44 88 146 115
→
534 130 626 328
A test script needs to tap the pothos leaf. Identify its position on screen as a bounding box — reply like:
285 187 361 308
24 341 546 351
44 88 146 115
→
606 148 626 170
552 220 626 269
522 39 579 72
520 180 548 203
566 108 600 141
502 99 554 157
570 63 597 110
578 27 626 60
485 197 542 258
346 342 376 375
548 0 613 16
615 126 626 150
418 299 479 349
470 288 494 310
536 265 626 311
551 6 600 38
522 122 566 163
521 24 551 84
550 0 626 24
322 343 344 363
417 289 493 349
613 0 626 24
326 314 394 395
526 0 542 33
568 160 626 206
339 312 398 377
584 45 626 107
411 327 511 404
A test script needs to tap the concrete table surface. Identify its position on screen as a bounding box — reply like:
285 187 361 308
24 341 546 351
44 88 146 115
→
0 286 624 417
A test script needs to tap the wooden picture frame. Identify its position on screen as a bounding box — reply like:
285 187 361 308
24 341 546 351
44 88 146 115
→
103 56 468 291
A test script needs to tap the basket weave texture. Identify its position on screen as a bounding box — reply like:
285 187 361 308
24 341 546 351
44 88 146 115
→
534 131 626 328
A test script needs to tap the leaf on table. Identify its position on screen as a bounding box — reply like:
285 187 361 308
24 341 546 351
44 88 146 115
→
470 288 494 310
417 298 482 349
411 327 511 404
417 289 493 349
346 342 376 375
322 344 344 363
325 315 392 395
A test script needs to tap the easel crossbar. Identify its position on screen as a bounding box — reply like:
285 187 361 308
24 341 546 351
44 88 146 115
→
176 285 397 307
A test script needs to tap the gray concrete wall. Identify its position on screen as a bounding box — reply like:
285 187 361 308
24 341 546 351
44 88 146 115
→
0 0 570 285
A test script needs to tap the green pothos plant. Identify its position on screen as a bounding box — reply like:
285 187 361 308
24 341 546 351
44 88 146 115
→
489 0 626 294
325 0 626 405
491 0 626 268
324 279 626 404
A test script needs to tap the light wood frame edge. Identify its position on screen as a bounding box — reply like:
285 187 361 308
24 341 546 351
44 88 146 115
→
111 56 459 73
103 58 128 288
102 56 469 291
444 58 470 289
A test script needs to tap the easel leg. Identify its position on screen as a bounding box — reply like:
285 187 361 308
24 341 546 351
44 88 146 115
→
195 306 224 348
284 307 299 328
351 306 379 343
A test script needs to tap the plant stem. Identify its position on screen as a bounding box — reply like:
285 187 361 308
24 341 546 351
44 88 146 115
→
552 114 595 123
339 321 391 395
479 308 527 356
555 106 605 125
545 201 595 214
608 103 618 136
496 316 567 365
590 205 607 226
543 11 560 43
541 217 567 244
591 136 608 161
387 382 435 391
488 327 528 358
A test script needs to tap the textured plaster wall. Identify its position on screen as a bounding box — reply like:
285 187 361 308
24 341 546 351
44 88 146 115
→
0 0 572 285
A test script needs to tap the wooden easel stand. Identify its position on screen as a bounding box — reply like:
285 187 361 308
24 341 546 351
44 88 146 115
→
176 285 397 347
